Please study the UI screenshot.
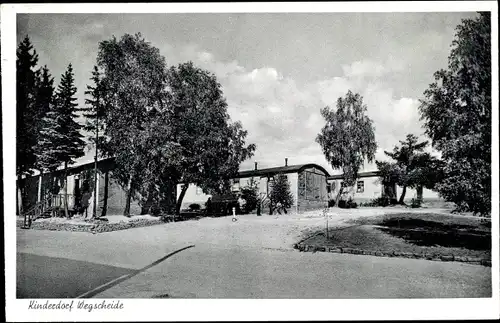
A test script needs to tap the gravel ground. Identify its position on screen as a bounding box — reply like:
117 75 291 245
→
17 206 491 298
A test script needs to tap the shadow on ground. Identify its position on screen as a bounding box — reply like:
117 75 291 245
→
378 218 491 250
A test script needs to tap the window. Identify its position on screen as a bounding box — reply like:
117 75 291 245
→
340 181 347 188
357 181 364 193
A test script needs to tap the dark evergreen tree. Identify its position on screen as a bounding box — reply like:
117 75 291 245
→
269 174 294 214
16 36 40 211
55 64 86 217
33 66 59 202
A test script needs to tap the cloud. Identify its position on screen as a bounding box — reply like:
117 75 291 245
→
68 41 429 175
163 48 431 174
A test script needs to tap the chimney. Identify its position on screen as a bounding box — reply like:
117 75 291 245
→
255 162 258 170
285 158 288 167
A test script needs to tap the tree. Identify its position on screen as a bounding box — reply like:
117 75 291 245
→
16 36 40 212
377 134 445 204
33 66 57 202
95 33 169 216
163 62 256 215
419 12 491 215
82 65 110 218
384 134 429 204
54 64 86 217
240 178 259 214
316 90 377 203
374 160 401 203
269 174 294 214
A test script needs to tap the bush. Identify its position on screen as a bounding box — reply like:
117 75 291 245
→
240 185 258 214
328 199 336 207
188 203 201 211
338 198 357 209
410 198 422 208
347 198 358 209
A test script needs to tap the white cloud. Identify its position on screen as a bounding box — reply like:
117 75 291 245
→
179 51 430 174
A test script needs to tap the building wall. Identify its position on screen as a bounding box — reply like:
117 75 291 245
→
328 176 441 203
103 172 141 215
297 167 328 212
178 173 300 212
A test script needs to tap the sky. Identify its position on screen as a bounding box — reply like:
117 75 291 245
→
16 12 478 175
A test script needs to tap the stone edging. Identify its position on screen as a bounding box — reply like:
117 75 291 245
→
293 243 491 267
16 218 164 233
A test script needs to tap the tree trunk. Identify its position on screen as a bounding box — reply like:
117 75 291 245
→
37 171 43 203
335 186 344 206
100 171 109 217
175 184 188 215
416 186 423 203
123 176 133 217
17 175 24 216
398 185 407 205
64 162 69 218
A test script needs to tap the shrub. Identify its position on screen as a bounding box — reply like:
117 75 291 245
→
338 198 357 209
189 203 201 211
240 184 259 214
369 196 390 207
347 198 358 209
410 198 422 208
328 199 336 207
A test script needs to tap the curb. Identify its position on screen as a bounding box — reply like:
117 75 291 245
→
294 243 491 267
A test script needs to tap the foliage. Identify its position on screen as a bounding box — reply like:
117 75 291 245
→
54 64 86 166
410 198 422 208
162 61 256 214
269 173 294 214
240 178 259 214
419 13 491 215
317 90 377 190
95 33 169 216
189 203 201 211
328 199 336 207
81 65 110 152
33 67 61 173
338 197 358 209
376 134 444 204
16 36 40 178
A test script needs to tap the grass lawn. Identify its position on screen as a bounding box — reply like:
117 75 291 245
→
304 213 491 260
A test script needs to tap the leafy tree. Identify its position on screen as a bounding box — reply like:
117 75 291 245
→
419 12 491 215
377 134 444 204
54 64 86 217
383 134 428 203
16 36 40 211
240 178 259 214
163 62 256 215
374 160 401 203
95 33 169 216
316 90 377 203
269 174 294 214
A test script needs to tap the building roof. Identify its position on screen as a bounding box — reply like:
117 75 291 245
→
236 163 330 178
327 170 380 180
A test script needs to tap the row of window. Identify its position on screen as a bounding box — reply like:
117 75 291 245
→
195 179 365 195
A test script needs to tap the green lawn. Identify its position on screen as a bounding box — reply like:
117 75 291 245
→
304 213 491 260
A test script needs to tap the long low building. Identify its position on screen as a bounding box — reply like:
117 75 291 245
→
17 157 440 216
